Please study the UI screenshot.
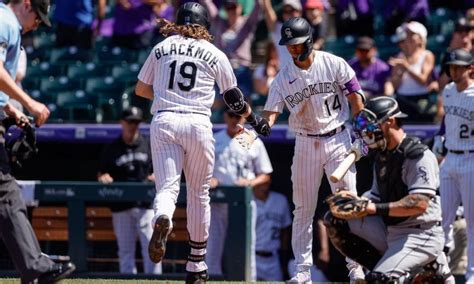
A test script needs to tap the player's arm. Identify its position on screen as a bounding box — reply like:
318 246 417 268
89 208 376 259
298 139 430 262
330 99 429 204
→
366 193 431 217
0 61 49 126
261 0 277 32
347 91 365 117
135 80 154 100
261 110 279 128
222 87 271 136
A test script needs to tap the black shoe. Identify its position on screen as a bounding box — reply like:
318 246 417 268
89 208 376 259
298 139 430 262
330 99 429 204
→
148 214 170 263
37 262 76 284
186 270 209 284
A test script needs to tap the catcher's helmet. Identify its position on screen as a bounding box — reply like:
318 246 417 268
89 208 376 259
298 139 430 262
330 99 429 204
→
279 17 313 61
176 2 210 30
353 97 407 150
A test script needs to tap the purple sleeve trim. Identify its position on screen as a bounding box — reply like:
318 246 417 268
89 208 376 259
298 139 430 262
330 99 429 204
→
344 77 362 94
438 116 445 136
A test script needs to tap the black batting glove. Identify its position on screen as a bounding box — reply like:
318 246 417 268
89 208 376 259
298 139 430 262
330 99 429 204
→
247 112 271 137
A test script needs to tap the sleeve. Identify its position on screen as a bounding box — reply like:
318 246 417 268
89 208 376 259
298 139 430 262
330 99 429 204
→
334 56 360 95
137 49 156 85
280 195 292 228
263 79 286 113
0 31 8 63
16 47 27 79
251 139 273 175
402 152 439 196
215 53 237 93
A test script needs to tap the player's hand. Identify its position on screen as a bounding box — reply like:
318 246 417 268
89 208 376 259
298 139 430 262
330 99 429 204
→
98 173 114 184
247 114 271 137
210 177 219 189
349 138 368 161
432 135 446 161
26 99 50 126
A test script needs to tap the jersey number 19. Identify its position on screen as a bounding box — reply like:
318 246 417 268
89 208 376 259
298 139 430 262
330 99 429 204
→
168 60 197 91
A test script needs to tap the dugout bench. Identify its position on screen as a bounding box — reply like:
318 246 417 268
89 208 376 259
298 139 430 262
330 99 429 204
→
27 182 253 281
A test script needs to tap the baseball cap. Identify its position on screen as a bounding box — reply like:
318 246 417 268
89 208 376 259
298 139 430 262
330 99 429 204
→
454 17 473 32
31 0 51 27
283 0 302 11
445 49 473 66
305 0 324 10
356 36 375 50
394 21 427 43
121 107 143 122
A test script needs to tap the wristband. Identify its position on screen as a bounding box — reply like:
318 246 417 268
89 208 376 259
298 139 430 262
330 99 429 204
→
375 203 390 216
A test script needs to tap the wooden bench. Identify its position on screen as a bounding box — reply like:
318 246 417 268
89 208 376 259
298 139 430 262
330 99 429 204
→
32 206 189 242
32 206 189 267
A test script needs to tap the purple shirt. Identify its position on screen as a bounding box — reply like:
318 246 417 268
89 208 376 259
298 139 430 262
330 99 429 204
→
336 0 372 16
384 0 429 21
113 0 156 36
348 57 390 97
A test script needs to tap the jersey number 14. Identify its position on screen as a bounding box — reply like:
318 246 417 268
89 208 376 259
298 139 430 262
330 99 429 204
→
324 94 342 116
168 60 197 91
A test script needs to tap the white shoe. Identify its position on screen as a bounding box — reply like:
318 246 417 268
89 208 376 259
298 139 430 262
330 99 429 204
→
287 270 311 283
347 263 365 283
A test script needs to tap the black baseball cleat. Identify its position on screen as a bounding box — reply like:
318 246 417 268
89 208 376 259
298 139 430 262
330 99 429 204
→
186 269 209 284
37 261 76 284
148 214 171 263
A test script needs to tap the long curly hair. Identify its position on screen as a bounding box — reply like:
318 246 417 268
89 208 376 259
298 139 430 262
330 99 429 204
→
157 18 213 42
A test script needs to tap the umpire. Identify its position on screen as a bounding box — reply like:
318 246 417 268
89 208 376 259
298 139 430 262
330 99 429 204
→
0 0 75 283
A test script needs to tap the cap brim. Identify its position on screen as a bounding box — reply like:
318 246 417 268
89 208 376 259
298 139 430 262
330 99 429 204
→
356 44 373 50
394 112 408 118
123 117 142 122
38 11 51 27
445 60 472 66
279 36 308 46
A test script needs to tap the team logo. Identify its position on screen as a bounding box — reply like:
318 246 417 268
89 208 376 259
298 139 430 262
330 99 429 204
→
185 16 191 24
284 28 293 39
450 52 457 61
418 166 429 183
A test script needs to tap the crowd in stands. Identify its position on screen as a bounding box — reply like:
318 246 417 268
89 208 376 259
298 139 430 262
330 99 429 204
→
18 0 474 125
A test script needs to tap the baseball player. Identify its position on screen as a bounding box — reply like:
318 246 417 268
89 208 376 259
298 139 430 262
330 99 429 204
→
97 107 160 275
0 1 76 283
206 109 273 280
432 49 474 282
325 96 454 283
257 17 365 282
134 3 267 283
254 182 292 281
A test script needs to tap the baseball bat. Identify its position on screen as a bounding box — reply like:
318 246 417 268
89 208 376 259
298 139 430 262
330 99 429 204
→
330 152 357 183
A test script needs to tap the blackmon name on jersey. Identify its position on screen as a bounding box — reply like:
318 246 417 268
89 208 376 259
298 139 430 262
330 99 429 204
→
285 81 340 108
153 42 219 68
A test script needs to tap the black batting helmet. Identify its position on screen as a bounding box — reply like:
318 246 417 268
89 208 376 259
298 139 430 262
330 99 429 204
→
176 2 210 30
279 17 313 61
444 49 473 77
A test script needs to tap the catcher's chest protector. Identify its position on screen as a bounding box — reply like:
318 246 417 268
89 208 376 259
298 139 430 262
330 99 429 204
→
375 137 428 225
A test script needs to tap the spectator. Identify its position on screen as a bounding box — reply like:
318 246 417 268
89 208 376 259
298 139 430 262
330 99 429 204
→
383 0 429 35
254 182 291 281
334 0 374 37
53 0 106 49
252 42 279 99
303 0 327 50
0 0 75 283
97 107 161 275
111 0 159 49
348 36 391 98
201 0 260 98
262 0 303 65
206 109 273 280
388 21 437 123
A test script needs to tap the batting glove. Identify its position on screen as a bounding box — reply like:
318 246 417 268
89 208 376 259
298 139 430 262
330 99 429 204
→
432 135 446 158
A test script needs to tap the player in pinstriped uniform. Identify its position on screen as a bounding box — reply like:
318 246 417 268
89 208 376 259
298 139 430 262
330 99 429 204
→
259 17 366 282
134 3 264 283
206 109 273 280
432 49 474 282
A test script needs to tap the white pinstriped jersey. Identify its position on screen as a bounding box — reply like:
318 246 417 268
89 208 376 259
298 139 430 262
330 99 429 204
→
442 82 474 151
138 35 237 116
213 130 273 185
264 51 355 135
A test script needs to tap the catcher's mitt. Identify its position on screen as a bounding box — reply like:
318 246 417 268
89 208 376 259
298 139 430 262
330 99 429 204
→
326 190 369 220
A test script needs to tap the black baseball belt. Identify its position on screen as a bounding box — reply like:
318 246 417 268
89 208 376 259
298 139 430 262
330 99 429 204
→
299 125 346 138
449 149 474 154
256 250 273 257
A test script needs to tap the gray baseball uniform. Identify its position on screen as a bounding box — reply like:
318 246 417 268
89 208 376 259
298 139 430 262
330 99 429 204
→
439 82 474 281
348 137 451 279
264 50 360 273
137 34 237 273
206 129 273 279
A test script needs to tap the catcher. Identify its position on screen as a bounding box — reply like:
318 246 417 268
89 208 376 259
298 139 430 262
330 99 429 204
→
324 97 454 283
